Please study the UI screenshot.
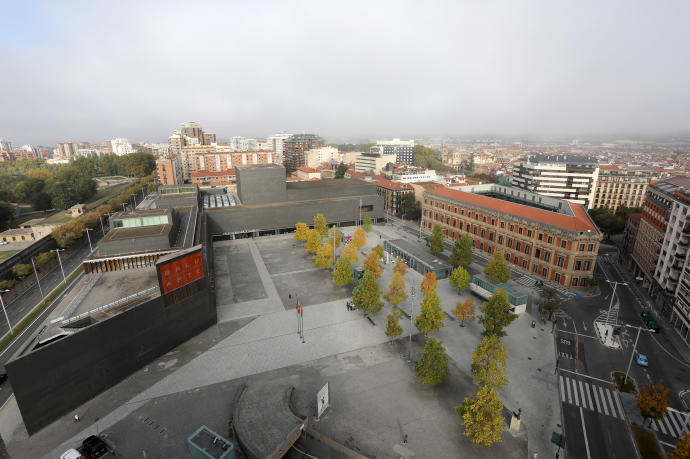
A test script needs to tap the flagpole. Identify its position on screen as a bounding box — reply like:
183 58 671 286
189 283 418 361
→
297 297 300 336
301 305 305 343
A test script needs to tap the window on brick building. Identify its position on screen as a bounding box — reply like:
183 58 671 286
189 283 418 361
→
561 240 567 248
548 236 553 244
519 228 523 235
538 233 543 240
587 244 594 251
524 244 530 254
557 256 565 267
481 229 485 238
527 230 532 237
542 267 548 277
510 224 514 231
507 239 512 248
584 260 591 270
572 278 578 286
579 243 585 251
515 241 521 251
532 264 538 273
522 260 528 268
555 273 561 283
544 252 551 262
535 248 541 258
575 260 582 270
498 235 503 244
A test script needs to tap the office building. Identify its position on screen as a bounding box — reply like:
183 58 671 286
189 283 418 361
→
111 138 133 156
57 142 77 159
511 155 600 209
422 184 601 287
282 134 324 169
303 146 340 168
591 165 656 212
355 151 396 173
267 134 292 165
371 139 415 164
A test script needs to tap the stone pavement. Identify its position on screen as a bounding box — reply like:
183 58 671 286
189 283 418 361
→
3 226 561 458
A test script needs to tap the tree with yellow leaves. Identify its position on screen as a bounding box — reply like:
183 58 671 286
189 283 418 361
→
294 222 309 241
314 213 328 237
304 229 322 254
669 432 690 459
637 380 670 428
343 242 358 263
314 240 334 268
420 272 438 296
385 309 403 342
353 227 366 248
471 335 508 389
392 258 408 276
384 272 407 305
329 225 341 248
363 250 383 278
452 298 475 327
457 386 504 446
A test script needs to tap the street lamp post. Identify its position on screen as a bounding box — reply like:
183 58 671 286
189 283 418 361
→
122 203 126 213
85 228 93 252
0 289 12 334
54 248 66 286
606 280 627 324
98 214 105 235
31 257 44 300
408 285 416 362
131 194 137 210
623 324 655 386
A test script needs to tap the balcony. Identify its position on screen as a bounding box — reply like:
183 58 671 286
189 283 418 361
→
683 224 690 235
679 238 690 248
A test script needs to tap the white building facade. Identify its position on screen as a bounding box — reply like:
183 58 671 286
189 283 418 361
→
111 138 134 156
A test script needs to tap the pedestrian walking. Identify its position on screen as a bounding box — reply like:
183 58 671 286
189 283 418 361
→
74 414 80 423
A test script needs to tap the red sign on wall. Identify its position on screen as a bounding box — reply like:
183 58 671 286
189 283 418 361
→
160 252 204 293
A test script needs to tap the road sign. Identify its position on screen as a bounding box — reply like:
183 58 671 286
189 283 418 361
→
317 382 329 419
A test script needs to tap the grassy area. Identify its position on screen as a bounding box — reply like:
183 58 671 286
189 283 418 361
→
631 425 663 459
613 371 637 393
86 181 131 210
40 210 73 225
0 267 82 354
0 250 20 263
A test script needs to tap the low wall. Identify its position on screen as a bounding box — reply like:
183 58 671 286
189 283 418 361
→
7 281 215 434
0 235 57 281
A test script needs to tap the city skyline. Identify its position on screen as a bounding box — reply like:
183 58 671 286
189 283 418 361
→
2 1 690 144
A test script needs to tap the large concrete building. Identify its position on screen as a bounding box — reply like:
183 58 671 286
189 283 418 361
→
282 134 324 169
56 142 77 159
591 165 656 212
511 155 600 209
110 138 133 156
373 178 414 215
371 138 415 164
422 184 601 287
355 151 396 173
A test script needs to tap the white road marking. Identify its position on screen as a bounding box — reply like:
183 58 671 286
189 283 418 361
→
614 391 625 421
585 382 594 411
658 418 668 435
580 406 592 459
592 385 601 412
560 375 566 402
598 387 610 416
579 380 588 410
559 368 613 384
605 389 617 418
573 379 580 405
668 410 682 435
566 377 572 404
663 416 675 436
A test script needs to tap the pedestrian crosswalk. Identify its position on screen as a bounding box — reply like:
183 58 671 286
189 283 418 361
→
559 375 625 420
595 303 620 326
514 276 575 299
649 408 690 439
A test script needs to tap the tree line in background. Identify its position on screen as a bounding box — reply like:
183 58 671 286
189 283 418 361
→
0 153 156 230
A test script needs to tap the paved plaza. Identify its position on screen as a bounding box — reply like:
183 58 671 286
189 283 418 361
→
0 224 561 458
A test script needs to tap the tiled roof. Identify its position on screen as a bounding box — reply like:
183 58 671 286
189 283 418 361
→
427 187 598 233
373 178 412 190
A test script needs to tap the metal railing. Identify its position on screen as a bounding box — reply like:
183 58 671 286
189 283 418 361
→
61 285 158 327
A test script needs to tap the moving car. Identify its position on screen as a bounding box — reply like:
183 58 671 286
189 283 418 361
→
640 309 652 319
644 318 661 332
81 435 108 458
60 449 85 459
635 351 649 367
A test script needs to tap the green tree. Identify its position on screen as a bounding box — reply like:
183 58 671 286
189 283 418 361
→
294 222 309 241
49 182 77 209
304 229 322 254
478 289 517 337
415 290 445 334
11 263 32 278
397 192 421 220
30 191 52 211
372 244 384 259
35 251 56 268
352 270 383 314
118 152 156 177
485 251 510 283
449 266 470 292
362 215 373 232
314 241 334 268
14 178 45 203
334 162 348 179
392 258 408 276
333 256 354 287
384 272 408 305
420 272 438 296
0 202 14 231
452 298 475 327
637 380 671 427
363 251 383 278
429 224 444 254
414 337 450 385
353 227 366 248
314 213 328 237
343 242 358 263
537 287 566 321
385 309 403 341
450 234 473 267
457 386 504 446
471 335 508 389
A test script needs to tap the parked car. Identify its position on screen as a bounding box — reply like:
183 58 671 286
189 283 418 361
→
644 318 661 332
640 309 652 319
60 449 85 459
635 351 649 367
81 435 108 458
0 241 7 245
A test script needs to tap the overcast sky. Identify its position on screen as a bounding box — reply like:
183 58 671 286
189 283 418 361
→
2 1 689 145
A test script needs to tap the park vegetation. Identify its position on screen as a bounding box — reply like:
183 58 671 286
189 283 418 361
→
332 256 354 287
352 270 383 315
414 337 450 385
384 272 407 305
385 309 403 342
429 224 444 254
363 251 383 278
362 215 373 232
450 234 473 268
294 222 309 241
449 266 470 292
484 251 510 283
637 380 670 427
452 298 475 327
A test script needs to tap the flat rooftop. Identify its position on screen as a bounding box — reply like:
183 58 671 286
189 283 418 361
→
386 238 452 270
101 223 172 242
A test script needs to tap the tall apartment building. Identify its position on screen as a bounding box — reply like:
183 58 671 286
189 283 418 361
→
630 177 690 343
303 146 340 168
591 165 655 212
0 139 11 151
282 134 324 169
156 155 184 185
111 138 133 156
511 155 599 209
180 122 204 139
422 184 601 287
169 122 216 154
371 139 415 164
56 142 77 159
192 149 274 173
267 134 292 165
